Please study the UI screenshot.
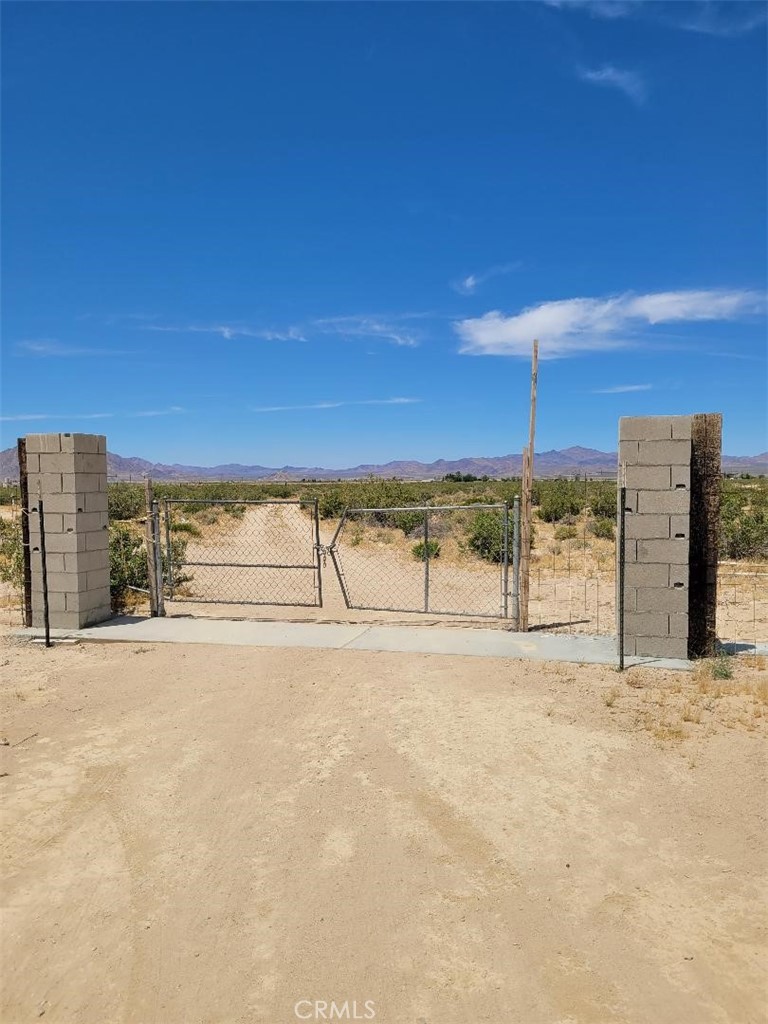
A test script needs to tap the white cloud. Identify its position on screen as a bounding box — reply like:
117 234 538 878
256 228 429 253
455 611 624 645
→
544 1 637 19
0 406 185 422
592 384 653 394
455 288 765 358
679 4 767 37
0 412 113 422
131 406 185 418
578 65 647 104
15 340 127 357
545 0 767 36
147 323 305 341
451 262 522 296
314 316 421 347
251 397 421 413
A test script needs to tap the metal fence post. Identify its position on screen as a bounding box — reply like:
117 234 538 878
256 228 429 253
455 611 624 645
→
423 509 430 613
618 484 626 671
512 495 521 629
313 498 323 608
152 500 165 617
502 502 510 619
17 438 32 627
163 499 174 600
38 499 51 647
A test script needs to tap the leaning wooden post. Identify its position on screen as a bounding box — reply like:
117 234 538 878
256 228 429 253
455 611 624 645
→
144 477 159 616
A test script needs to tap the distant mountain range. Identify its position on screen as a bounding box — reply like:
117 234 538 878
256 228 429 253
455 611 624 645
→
2 445 766 481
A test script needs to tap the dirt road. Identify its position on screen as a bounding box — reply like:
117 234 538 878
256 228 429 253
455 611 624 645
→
2 635 767 1024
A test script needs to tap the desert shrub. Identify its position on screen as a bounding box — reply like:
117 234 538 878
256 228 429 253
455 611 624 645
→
392 509 424 535
109 523 190 611
412 539 440 561
467 509 506 563
712 655 734 680
0 517 23 593
589 518 615 540
224 503 246 519
109 523 148 611
170 520 202 537
318 487 348 519
537 481 585 523
590 484 617 519
108 483 145 521
719 481 768 560
0 484 20 505
554 525 578 541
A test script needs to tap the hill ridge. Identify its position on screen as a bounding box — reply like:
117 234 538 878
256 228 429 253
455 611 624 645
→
1 445 766 481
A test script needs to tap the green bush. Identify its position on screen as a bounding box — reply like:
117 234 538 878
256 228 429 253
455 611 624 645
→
109 523 149 611
467 509 506 563
554 525 578 541
170 520 202 537
589 518 615 540
412 539 440 561
712 655 734 680
0 517 23 593
392 510 424 535
590 484 617 519
109 523 190 611
0 485 20 505
537 481 585 523
719 481 768 559
108 483 145 521
318 487 348 519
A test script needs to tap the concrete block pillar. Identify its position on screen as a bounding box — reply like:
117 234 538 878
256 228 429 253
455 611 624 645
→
618 414 721 660
24 433 112 629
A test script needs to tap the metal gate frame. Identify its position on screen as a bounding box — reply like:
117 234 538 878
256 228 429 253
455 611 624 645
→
162 498 323 608
328 502 518 620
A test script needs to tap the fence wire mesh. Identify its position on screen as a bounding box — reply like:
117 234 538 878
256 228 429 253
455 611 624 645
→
716 564 768 647
163 499 321 607
330 504 510 618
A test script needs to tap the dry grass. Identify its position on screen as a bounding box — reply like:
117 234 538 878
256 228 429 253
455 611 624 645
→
624 654 768 743
603 686 619 707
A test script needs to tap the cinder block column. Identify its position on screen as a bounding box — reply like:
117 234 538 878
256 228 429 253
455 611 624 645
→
24 433 111 629
619 415 692 660
618 414 721 660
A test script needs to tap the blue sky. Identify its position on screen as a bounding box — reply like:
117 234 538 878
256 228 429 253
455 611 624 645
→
2 0 766 466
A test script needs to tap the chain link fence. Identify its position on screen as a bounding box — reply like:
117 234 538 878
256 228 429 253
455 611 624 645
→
162 498 322 607
329 504 514 618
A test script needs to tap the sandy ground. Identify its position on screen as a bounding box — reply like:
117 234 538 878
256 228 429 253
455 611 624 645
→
2 630 767 1024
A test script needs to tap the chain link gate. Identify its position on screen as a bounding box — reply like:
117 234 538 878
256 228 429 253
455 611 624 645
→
327 503 516 619
162 498 323 608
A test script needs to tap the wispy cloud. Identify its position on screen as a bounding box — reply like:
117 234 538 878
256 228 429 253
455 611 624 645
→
313 316 422 348
544 1 637 19
451 262 522 296
676 2 768 36
592 384 653 394
578 65 647 105
131 406 185 418
146 323 305 341
0 406 185 423
545 0 767 36
15 339 128 357
0 412 113 422
455 288 765 358
251 397 421 413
